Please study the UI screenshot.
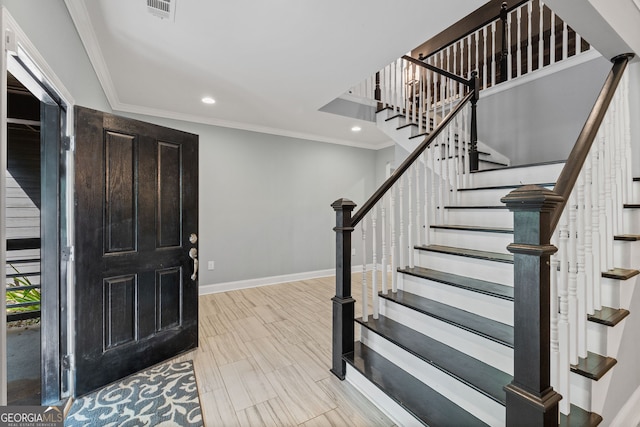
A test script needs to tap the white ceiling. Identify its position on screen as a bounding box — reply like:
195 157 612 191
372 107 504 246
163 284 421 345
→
64 0 485 149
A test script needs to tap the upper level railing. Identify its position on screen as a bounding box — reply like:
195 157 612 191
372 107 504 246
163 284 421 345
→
348 0 592 101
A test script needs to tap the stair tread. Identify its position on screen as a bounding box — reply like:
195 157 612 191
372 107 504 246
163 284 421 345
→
613 234 640 241
570 351 617 380
380 289 514 348
472 159 565 173
587 306 630 327
356 315 512 405
458 182 555 192
416 244 514 264
399 266 513 301
560 404 603 427
601 267 640 280
445 205 509 210
345 342 489 426
431 224 513 233
623 204 640 208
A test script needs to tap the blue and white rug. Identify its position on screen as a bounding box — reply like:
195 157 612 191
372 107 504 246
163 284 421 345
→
65 361 203 426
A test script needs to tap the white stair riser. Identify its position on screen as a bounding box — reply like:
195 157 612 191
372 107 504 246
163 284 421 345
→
570 367 614 416
380 298 514 375
622 208 640 234
444 208 513 228
587 318 626 357
360 328 506 427
600 278 623 309
457 188 515 205
416 250 514 286
345 365 427 427
403 274 513 325
470 163 564 188
631 181 640 204
431 228 513 253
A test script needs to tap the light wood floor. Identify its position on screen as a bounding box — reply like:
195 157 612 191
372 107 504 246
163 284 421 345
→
172 274 395 427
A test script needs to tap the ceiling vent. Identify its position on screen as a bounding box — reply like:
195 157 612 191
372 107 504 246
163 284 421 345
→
147 0 176 21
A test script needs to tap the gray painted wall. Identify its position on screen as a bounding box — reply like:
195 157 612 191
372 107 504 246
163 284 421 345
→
478 54 612 165
1 0 386 287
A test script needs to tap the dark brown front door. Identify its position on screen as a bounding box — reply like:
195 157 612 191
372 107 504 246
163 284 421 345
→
73 106 198 396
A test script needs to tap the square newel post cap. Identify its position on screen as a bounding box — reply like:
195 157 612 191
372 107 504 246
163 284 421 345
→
332 198 357 212
501 185 563 212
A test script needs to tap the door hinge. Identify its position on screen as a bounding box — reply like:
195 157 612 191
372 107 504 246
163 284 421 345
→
62 136 74 152
61 246 74 262
62 354 74 371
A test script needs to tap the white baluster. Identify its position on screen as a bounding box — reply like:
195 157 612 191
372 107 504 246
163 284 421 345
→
408 166 414 269
391 186 398 293
568 193 578 365
550 250 560 410
558 211 571 415
426 69 432 132
584 152 594 315
423 151 430 245
372 209 379 320
482 27 488 89
418 67 424 134
539 1 544 70
415 162 422 248
362 219 368 321
577 173 587 359
467 34 473 80
623 73 632 203
576 31 582 55
527 2 533 74
603 114 614 270
399 176 405 270
592 145 602 311
381 202 388 295
491 22 497 86
475 32 480 85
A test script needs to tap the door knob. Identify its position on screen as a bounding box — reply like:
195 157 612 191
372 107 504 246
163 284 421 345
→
189 247 198 281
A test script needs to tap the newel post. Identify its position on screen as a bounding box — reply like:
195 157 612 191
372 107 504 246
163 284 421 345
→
501 185 563 427
331 198 357 379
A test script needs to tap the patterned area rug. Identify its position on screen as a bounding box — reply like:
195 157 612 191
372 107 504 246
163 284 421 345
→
65 361 203 426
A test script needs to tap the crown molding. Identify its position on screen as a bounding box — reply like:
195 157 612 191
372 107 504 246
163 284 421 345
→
64 0 120 107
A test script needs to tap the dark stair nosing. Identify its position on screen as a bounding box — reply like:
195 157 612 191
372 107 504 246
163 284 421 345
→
396 122 418 131
416 244 514 264
614 234 640 241
570 351 617 381
431 224 513 234
384 113 405 122
623 204 640 209
399 266 513 301
356 315 512 405
471 159 565 173
479 159 510 167
345 342 489 426
633 177 640 182
601 267 640 280
379 289 514 348
458 182 555 192
587 306 630 327
444 205 509 210
560 404 603 427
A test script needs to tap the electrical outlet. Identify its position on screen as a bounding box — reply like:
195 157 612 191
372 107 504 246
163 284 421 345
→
351 249 356 256
208 261 215 270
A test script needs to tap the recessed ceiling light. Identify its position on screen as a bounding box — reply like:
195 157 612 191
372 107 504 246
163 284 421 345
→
201 97 216 104
351 126 362 132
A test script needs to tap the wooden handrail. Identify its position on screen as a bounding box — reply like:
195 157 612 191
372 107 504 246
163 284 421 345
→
401 55 473 87
413 0 529 60
550 53 634 235
351 90 475 227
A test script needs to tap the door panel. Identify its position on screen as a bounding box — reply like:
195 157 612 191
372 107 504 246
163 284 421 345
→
74 106 198 396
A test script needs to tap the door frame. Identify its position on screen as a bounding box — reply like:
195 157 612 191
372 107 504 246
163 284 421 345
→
1 7 75 405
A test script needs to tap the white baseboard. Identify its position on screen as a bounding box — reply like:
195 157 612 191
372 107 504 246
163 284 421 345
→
199 269 334 295
609 384 640 427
